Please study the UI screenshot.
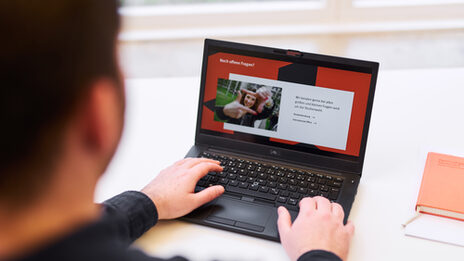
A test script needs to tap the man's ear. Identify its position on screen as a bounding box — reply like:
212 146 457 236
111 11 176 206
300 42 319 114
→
81 78 124 158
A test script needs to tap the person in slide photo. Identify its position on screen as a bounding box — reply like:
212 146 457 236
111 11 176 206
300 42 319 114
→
216 87 275 128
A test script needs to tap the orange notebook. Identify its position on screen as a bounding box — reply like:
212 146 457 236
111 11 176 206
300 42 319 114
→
416 152 464 221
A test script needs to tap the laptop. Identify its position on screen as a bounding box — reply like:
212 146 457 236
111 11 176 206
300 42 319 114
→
182 39 379 241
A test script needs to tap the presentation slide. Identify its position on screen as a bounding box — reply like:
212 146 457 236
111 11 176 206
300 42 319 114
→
223 74 354 150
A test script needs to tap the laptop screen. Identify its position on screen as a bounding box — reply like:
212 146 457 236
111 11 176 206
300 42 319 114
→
198 40 377 162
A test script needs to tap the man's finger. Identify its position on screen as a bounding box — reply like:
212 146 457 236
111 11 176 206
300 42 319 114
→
314 196 331 213
331 202 345 222
298 197 316 216
190 162 223 180
277 206 292 237
179 158 221 169
193 185 225 207
345 220 355 237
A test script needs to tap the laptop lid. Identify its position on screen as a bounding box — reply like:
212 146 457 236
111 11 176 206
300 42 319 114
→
195 39 379 176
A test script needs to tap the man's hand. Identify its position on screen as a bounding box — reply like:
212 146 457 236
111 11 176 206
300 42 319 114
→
277 196 355 261
141 158 224 220
223 89 257 119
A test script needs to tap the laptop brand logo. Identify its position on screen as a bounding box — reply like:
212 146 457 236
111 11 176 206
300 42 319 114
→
270 149 280 156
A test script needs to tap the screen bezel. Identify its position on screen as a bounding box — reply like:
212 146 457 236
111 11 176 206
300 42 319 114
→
194 39 379 175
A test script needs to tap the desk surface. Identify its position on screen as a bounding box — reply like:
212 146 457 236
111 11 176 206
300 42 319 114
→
96 67 464 261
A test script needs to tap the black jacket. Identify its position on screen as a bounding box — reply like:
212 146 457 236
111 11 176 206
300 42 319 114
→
11 191 341 261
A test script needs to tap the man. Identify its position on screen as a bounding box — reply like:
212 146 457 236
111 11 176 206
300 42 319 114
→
0 1 354 261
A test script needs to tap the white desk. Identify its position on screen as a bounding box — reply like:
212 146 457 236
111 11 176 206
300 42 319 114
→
96 67 464 261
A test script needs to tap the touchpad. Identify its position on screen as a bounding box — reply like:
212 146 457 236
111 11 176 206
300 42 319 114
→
206 198 271 230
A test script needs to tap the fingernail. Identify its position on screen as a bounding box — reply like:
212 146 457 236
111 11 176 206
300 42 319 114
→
277 206 284 215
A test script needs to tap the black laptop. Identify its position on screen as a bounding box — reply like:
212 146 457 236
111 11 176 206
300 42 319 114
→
182 39 378 241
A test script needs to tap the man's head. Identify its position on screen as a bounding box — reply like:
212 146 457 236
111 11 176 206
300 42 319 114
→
0 0 122 208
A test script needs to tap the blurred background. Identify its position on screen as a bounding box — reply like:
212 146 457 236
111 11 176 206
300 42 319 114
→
117 0 464 78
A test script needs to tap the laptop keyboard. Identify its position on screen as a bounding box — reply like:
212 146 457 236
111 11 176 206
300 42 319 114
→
195 152 344 211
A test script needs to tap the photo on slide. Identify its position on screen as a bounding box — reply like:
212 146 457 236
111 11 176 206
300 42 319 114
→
214 78 282 132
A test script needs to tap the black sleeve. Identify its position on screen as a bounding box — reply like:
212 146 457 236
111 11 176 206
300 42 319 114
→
297 250 343 261
103 191 189 261
102 191 159 244
215 106 229 120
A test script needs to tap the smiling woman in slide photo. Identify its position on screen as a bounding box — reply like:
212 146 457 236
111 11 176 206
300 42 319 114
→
215 86 276 129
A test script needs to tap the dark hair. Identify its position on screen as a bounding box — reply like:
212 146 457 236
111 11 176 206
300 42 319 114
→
0 0 121 206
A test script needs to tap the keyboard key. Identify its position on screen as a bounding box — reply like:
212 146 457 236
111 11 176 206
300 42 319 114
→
329 190 339 200
270 188 279 195
298 187 308 194
259 186 269 193
280 190 289 197
277 196 287 203
278 183 288 190
229 180 239 187
249 183 259 191
237 175 246 181
290 192 300 199
309 183 319 190
219 178 228 185
238 169 247 175
320 185 329 192
248 171 257 177
239 182 248 188
226 185 276 201
308 189 317 196
268 175 277 181
268 182 277 188
288 185 297 192
288 198 298 205
317 178 327 185
246 177 254 183
227 173 236 180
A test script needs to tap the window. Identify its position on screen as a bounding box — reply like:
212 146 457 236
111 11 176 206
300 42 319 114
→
119 0 464 41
